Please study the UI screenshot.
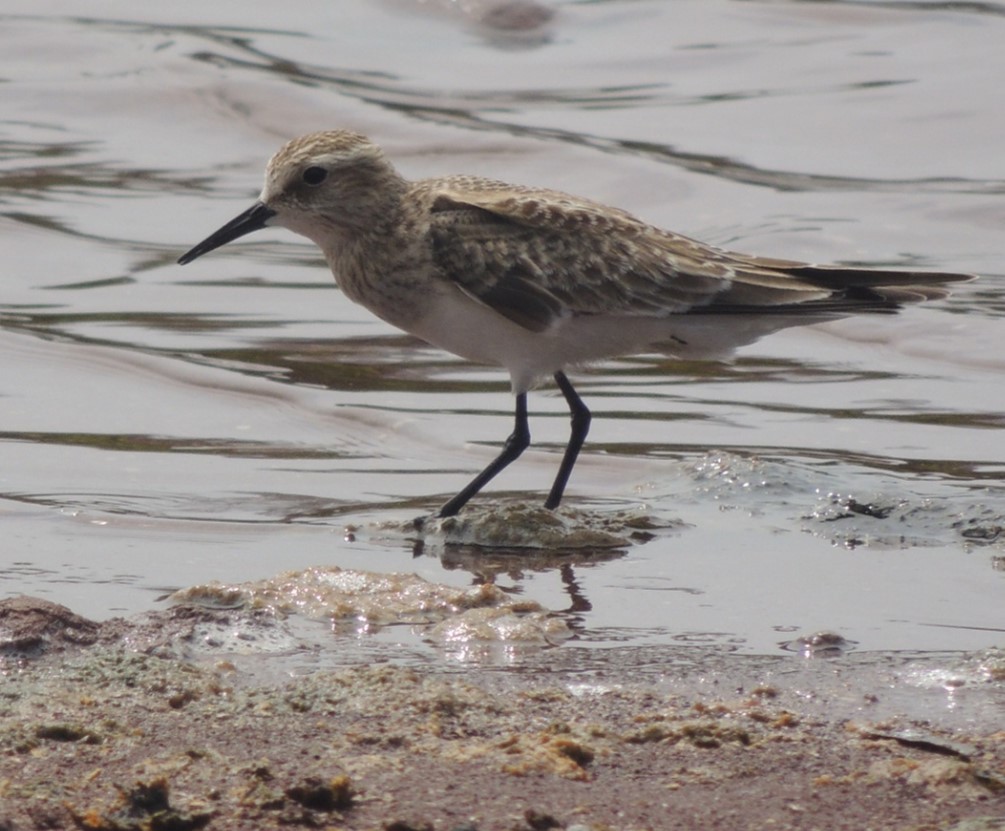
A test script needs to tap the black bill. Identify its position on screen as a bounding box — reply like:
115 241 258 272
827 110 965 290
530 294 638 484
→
177 202 277 265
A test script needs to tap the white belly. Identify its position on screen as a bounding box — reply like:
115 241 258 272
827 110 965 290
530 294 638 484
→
406 284 823 393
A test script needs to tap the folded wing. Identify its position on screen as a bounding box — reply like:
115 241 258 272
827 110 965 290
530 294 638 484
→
424 177 973 333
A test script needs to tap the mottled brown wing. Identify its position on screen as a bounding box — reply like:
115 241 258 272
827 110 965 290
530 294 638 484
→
424 179 748 331
423 177 973 332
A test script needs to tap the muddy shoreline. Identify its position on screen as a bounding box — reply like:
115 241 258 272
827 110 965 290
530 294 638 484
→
1 596 1002 830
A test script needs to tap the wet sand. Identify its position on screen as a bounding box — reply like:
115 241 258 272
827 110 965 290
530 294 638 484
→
2 596 1002 830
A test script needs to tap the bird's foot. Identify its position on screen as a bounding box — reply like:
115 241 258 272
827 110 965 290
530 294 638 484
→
412 504 462 531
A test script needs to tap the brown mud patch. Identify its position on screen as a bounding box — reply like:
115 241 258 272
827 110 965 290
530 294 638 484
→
0 596 1002 830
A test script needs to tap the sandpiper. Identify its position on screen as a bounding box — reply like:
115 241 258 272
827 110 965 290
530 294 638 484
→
178 130 973 517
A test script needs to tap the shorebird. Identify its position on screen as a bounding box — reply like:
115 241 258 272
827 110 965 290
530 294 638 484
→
178 130 972 518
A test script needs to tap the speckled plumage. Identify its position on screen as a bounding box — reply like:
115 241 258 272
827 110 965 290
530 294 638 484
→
179 130 974 516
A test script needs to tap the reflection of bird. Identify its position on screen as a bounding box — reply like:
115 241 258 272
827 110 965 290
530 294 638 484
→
179 130 973 517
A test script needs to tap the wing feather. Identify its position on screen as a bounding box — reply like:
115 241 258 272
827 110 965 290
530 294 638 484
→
420 177 973 332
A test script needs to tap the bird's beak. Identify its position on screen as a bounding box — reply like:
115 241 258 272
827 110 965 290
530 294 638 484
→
177 202 277 264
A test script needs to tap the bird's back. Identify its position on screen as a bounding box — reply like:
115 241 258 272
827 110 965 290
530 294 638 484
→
417 175 972 336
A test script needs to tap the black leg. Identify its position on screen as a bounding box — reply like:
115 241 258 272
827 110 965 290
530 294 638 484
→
436 392 531 518
544 371 591 510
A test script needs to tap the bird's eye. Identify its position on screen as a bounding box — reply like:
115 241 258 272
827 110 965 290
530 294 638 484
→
302 166 328 186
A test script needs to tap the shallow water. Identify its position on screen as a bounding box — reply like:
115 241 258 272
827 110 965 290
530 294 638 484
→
1 0 1003 662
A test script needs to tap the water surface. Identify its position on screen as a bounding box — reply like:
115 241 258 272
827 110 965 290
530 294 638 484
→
2 0 1003 663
